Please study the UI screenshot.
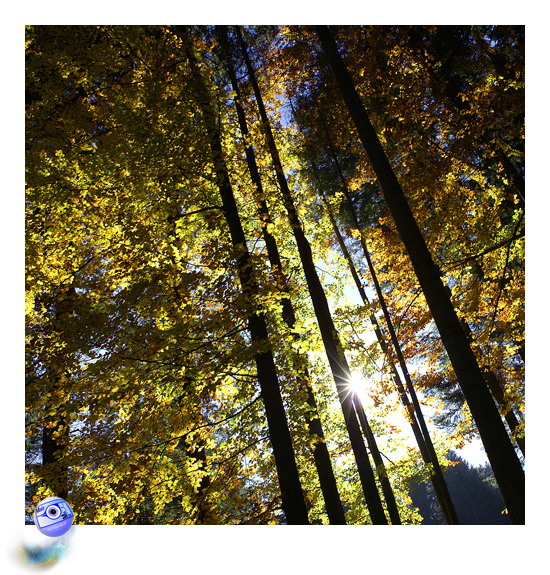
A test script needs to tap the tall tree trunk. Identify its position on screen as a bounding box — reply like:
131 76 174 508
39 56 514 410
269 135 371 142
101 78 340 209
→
236 26 389 524
315 106 459 523
42 411 69 501
177 26 309 524
314 172 458 524
459 320 525 457
180 436 213 524
353 396 401 524
484 370 525 456
41 285 75 501
316 25 525 524
290 104 403 524
217 25 346 525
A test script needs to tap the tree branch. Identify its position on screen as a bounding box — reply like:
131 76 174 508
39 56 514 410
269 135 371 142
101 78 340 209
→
443 229 524 272
167 205 222 223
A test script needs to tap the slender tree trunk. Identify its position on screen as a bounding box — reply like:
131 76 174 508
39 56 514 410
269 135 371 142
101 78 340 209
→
236 26 388 524
217 25 346 524
314 106 459 523
459 320 525 457
316 25 525 524
485 371 525 457
42 412 69 501
290 104 402 524
177 26 309 524
179 436 213 524
41 285 75 501
314 174 458 524
353 396 401 524
484 370 525 456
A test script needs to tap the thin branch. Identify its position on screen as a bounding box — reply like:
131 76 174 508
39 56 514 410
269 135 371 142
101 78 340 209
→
394 288 423 337
214 435 268 467
167 205 222 223
443 230 524 272
78 395 263 467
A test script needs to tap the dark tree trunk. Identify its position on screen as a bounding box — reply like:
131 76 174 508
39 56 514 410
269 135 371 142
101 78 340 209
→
460 321 525 457
181 437 213 524
316 25 524 524
236 26 388 524
301 99 458 524
316 106 459 523
41 285 75 501
315 173 458 524
177 26 309 524
217 25 346 525
353 398 401 524
484 371 525 456
42 416 69 501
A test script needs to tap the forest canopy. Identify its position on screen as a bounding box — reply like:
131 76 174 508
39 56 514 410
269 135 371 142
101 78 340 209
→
25 24 524 525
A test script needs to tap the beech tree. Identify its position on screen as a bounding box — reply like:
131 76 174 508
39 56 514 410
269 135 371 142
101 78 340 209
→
288 94 459 524
313 25 523 523
215 25 346 524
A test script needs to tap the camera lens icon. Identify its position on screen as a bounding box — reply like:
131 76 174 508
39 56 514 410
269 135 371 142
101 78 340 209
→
34 496 74 537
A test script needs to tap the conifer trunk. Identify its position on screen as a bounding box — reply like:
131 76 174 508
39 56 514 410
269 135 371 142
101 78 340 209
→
236 26 388 524
217 25 346 524
316 25 525 524
177 26 309 524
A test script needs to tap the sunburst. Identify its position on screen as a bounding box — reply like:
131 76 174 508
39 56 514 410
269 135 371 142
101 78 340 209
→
347 371 367 397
